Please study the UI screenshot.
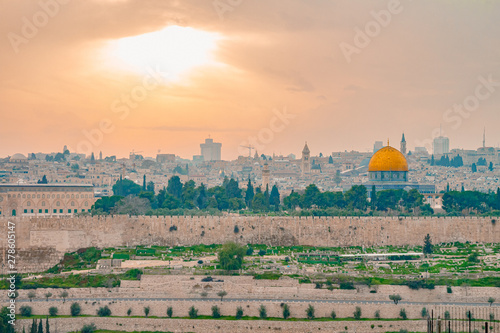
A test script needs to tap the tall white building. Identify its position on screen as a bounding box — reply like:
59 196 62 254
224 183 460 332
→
433 136 450 156
200 138 222 161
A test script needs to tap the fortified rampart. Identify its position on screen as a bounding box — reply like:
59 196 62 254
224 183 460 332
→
1 215 498 272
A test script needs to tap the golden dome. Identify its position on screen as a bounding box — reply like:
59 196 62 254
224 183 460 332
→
368 146 408 172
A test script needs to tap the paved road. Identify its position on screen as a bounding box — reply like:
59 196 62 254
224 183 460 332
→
15 297 500 307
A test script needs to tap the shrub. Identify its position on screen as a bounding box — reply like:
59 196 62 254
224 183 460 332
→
127 308 132 316
97 305 111 317
306 304 315 320
353 306 362 320
19 305 32 317
60 291 69 303
144 306 150 317
49 306 58 317
81 323 97 333
447 286 452 293
399 308 407 320
246 247 253 255
200 291 208 298
340 282 355 290
282 304 290 319
488 297 496 306
189 306 198 319
421 307 428 318
167 306 173 318
490 313 495 321
399 330 408 333
444 311 450 320
234 225 239 233
44 292 53 301
211 305 221 318
217 290 228 301
258 249 267 256
70 302 81 316
389 294 402 304
236 306 244 319
374 310 380 320
259 305 267 319
201 276 213 282
330 310 337 319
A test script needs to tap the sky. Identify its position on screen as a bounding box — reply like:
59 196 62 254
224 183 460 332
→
1 0 500 160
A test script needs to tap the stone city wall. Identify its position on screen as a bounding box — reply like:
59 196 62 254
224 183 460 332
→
1 215 498 272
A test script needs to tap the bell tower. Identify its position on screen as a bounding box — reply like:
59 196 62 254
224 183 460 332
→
400 133 407 155
301 142 311 176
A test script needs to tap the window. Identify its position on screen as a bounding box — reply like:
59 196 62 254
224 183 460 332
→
68 209 71 213
71 201 75 207
82 209 85 212
84 201 88 207
30 209 33 213
27 201 31 206
37 194 40 198
53 209 57 213
45 209 48 213
39 209 42 213
24 209 27 213
59 209 63 213
42 201 46 207
56 201 60 207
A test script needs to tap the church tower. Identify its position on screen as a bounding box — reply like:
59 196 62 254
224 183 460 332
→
301 142 311 176
400 133 407 155
262 162 270 189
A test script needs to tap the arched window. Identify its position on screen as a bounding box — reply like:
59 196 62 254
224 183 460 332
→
56 201 60 207
42 201 46 207
84 201 89 207
27 201 31 207
71 201 75 207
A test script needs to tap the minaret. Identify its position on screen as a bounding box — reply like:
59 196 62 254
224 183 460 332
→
483 127 486 148
262 162 270 189
400 133 407 155
301 142 311 176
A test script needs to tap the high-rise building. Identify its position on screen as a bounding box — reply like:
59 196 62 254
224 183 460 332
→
200 138 222 161
373 141 384 153
400 133 407 155
433 136 450 155
301 142 310 176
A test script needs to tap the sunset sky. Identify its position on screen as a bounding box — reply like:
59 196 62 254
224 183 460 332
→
1 0 499 160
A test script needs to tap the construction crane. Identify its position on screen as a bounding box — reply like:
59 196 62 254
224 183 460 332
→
240 145 255 158
130 150 144 160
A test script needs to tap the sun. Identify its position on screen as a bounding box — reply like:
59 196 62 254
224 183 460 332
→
106 26 220 80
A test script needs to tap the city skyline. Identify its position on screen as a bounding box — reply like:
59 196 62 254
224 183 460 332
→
1 0 500 159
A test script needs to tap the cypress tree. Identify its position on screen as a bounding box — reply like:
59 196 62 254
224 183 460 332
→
38 319 43 333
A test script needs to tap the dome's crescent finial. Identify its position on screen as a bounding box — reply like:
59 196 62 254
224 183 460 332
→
387 138 390 146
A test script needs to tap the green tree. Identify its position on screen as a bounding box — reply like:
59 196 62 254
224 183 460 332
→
218 242 246 271
334 169 342 185
97 306 111 317
167 307 173 318
353 306 362 320
472 163 477 173
344 185 368 210
113 196 151 215
399 308 407 320
389 294 402 305
375 310 380 320
92 195 123 214
217 290 228 301
488 297 495 306
189 306 198 319
48 307 58 316
259 305 267 319
331 310 337 319
182 180 197 208
306 304 315 320
45 316 50 333
251 192 268 211
127 308 132 316
81 324 97 333
329 156 334 164
20 305 32 317
147 181 155 193
197 184 208 209
37 319 43 333
144 306 150 317
112 179 142 197
225 178 242 199
70 302 81 316
282 304 290 319
245 179 254 208
269 184 280 211
167 176 183 199
44 292 52 301
283 190 301 209
236 306 244 319
211 305 221 318
142 174 147 191
423 234 433 256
